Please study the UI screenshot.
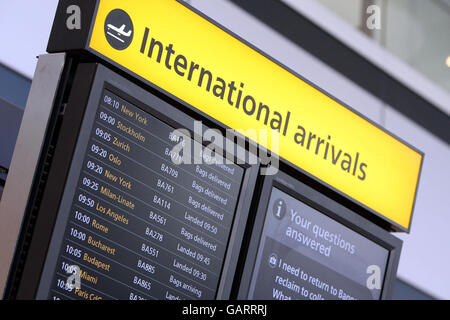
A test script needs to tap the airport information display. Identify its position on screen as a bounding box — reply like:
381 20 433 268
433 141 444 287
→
248 188 389 300
0 1 409 300
36 87 244 300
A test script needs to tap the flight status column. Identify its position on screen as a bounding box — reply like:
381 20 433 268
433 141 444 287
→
47 88 244 300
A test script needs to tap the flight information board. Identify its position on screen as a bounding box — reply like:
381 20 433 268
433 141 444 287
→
36 86 244 300
247 187 389 300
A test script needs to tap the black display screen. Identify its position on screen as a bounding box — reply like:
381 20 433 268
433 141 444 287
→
248 187 389 300
36 87 244 300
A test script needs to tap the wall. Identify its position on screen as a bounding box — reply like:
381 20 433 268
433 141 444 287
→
0 0 58 78
315 0 363 28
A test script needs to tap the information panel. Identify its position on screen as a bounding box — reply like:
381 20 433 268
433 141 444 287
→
37 87 244 300
248 188 389 300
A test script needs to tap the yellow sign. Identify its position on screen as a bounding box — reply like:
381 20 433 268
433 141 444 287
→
88 0 422 231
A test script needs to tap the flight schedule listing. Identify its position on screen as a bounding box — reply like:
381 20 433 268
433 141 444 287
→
46 88 244 300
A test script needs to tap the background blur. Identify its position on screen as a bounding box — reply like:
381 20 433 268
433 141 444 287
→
0 0 449 299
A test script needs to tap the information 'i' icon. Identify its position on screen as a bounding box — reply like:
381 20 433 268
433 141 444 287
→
273 198 286 220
